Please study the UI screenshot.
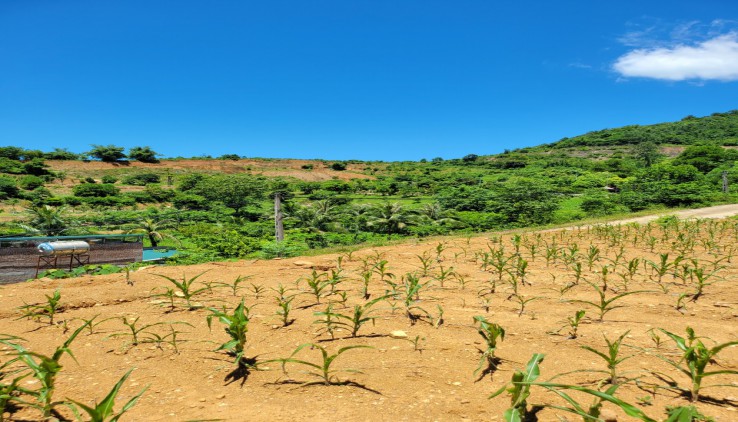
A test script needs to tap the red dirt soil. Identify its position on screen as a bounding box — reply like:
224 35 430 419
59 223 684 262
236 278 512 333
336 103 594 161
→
2 220 738 421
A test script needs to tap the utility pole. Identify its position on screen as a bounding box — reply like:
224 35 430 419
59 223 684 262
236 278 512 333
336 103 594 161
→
274 192 284 241
722 171 729 194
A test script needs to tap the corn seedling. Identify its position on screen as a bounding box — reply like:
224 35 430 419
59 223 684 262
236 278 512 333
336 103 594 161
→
359 270 373 300
1 321 90 418
416 252 435 277
153 271 209 309
404 335 425 352
17 289 63 325
688 262 724 302
647 329 662 350
66 369 148 422
206 299 252 364
586 244 600 270
489 353 544 421
473 315 505 378
145 325 186 354
0 337 35 422
509 294 541 318
272 343 372 386
109 316 192 349
314 295 389 338
525 382 657 422
664 405 715 422
313 304 338 339
224 275 252 296
434 264 457 287
400 273 432 325
549 310 585 339
651 327 738 402
302 270 331 305
249 282 266 300
581 330 636 384
372 260 396 289
71 314 116 336
275 294 295 327
433 305 444 328
569 280 650 322
326 268 346 293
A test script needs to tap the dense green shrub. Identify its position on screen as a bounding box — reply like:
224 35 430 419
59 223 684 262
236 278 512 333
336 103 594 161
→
0 157 24 174
330 162 347 171
172 192 209 210
101 175 118 184
87 144 127 162
122 173 161 186
128 146 160 163
72 183 121 197
19 175 44 190
0 176 20 198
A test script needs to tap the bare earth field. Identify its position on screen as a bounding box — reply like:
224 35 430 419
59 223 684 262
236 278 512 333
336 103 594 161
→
46 159 375 182
2 218 738 421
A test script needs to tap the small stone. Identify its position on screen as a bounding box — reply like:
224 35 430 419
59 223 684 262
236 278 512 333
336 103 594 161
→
460 399 470 404
389 330 407 339
217 394 226 399
293 260 315 267
600 409 617 422
452 382 462 386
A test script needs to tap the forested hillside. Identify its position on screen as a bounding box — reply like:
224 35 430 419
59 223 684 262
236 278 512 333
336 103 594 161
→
2 110 738 269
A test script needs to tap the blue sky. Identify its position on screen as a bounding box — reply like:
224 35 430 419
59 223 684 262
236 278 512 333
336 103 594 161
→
1 1 737 161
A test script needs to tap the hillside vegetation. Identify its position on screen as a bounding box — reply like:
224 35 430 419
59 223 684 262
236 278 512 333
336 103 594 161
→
2 110 738 267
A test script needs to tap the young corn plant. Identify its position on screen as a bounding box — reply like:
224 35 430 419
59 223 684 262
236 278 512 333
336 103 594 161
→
687 262 724 302
359 270 373 300
569 280 649 322
489 353 545 422
473 316 505 379
302 270 331 305
272 343 372 386
400 273 432 325
225 275 252 296
206 299 252 364
65 368 148 422
2 321 90 418
509 294 541 318
526 382 657 422
275 294 296 327
109 317 191 349
17 289 63 325
313 295 389 338
0 337 36 422
434 263 458 288
581 331 637 385
249 282 267 300
313 304 339 340
153 271 210 310
416 252 435 277
651 327 738 402
550 310 586 339
372 260 396 290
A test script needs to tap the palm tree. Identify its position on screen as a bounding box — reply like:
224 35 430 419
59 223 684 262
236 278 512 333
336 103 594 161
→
289 200 342 233
365 202 417 235
418 202 462 227
126 218 178 247
21 205 69 236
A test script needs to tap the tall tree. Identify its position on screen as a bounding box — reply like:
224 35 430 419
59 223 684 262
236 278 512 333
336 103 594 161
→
128 146 161 163
87 145 127 162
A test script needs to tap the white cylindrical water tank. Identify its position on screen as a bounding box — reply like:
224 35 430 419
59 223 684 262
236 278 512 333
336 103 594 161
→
37 241 91 256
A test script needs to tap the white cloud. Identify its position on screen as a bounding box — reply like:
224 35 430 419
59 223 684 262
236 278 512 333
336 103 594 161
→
613 32 738 81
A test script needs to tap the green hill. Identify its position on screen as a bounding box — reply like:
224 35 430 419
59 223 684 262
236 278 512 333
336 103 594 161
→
544 110 738 149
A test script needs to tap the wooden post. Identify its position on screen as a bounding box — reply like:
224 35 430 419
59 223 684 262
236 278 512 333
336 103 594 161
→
723 171 729 194
274 192 284 242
